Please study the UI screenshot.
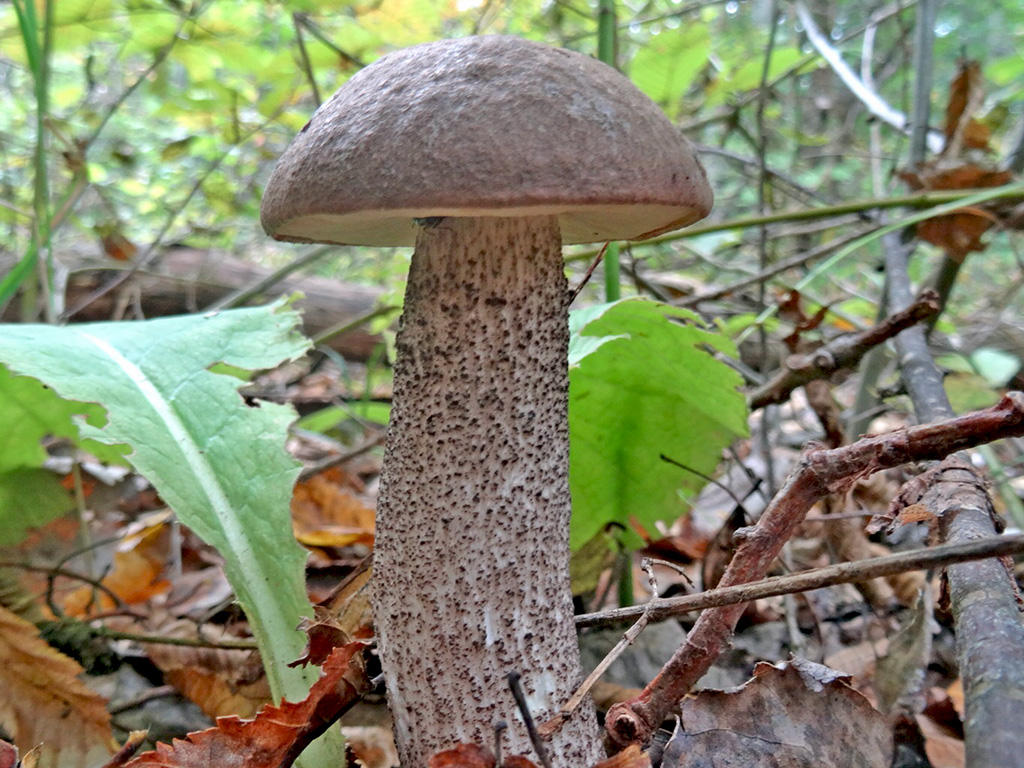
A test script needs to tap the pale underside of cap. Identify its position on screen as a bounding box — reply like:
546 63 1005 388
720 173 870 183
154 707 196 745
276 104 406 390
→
261 35 712 247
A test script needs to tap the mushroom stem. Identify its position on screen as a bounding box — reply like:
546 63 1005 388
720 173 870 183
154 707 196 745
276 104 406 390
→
374 216 602 767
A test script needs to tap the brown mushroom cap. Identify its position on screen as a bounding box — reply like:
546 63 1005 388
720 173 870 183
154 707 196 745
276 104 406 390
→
261 35 712 247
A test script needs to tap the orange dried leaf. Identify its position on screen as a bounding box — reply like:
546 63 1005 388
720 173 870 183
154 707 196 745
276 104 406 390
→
503 757 540 768
164 668 270 720
291 605 351 668
943 60 989 151
63 549 170 616
428 743 495 768
122 643 368 768
292 473 375 548
0 605 114 767
593 743 651 767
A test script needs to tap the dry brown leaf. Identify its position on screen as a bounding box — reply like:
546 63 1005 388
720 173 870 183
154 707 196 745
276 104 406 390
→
320 562 374 641
946 678 964 718
292 471 375 548
427 743 495 768
122 643 368 768
663 658 892 767
143 621 270 719
0 605 115 768
290 605 351 668
916 714 965 768
899 165 1013 258
593 743 651 767
340 726 398 768
63 549 170 616
503 758 540 768
943 60 989 151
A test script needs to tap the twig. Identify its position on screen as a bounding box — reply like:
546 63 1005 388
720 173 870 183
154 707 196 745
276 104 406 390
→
603 392 1024 748
297 432 386 482
0 560 128 615
569 241 609 305
90 625 258 650
579 532 1024 630
292 12 322 106
507 671 552 768
794 1 943 153
542 559 660 737
748 289 940 409
677 225 873 307
204 245 335 312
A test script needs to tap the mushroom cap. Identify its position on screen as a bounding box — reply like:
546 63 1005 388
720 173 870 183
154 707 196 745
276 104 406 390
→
261 36 712 247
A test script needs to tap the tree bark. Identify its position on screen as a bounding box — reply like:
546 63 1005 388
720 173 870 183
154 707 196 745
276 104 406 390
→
373 217 602 767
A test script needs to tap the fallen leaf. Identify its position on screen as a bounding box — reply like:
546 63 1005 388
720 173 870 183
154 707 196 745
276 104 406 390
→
593 743 651 767
663 658 892 767
292 471 375 548
290 605 351 668
63 548 170 616
143 621 270 719
340 726 398 768
122 643 368 768
916 714 965 768
0 605 114 768
428 743 495 768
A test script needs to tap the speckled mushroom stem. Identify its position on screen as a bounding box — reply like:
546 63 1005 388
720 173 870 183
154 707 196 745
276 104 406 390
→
373 216 603 768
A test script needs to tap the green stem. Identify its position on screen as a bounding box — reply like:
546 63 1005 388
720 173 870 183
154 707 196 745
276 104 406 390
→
597 0 621 301
566 184 1024 262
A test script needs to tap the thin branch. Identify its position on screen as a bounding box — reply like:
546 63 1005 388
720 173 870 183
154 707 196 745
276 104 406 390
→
748 290 940 409
794 1 943 153
678 224 875 307
564 185 1024 263
579 533 1024 629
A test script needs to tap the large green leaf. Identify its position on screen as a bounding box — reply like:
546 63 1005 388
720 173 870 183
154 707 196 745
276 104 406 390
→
629 25 710 118
0 301 318 705
568 298 748 548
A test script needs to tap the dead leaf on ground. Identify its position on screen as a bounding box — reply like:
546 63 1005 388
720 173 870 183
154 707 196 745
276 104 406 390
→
916 714 965 768
427 743 495 768
663 658 892 767
876 588 933 715
63 548 171 617
121 643 368 768
340 726 398 768
292 469 375 549
0 605 115 768
594 743 651 767
141 620 270 719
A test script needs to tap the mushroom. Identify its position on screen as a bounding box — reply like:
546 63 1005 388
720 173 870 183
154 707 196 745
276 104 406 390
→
262 35 711 768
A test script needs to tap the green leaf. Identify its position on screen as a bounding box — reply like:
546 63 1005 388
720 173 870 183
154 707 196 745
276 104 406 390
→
568 298 748 548
0 468 72 547
629 25 710 117
0 302 319 708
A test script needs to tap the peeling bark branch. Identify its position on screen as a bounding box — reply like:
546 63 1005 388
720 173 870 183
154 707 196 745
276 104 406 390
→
748 290 940 410
603 393 1024 748
883 234 1024 768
